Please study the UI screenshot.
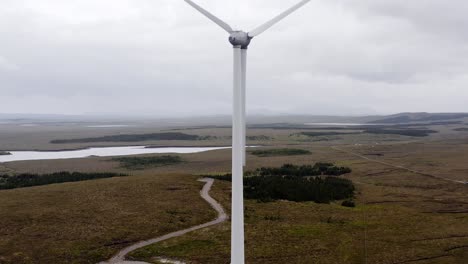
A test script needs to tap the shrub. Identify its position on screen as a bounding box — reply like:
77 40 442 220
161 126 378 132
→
341 200 356 208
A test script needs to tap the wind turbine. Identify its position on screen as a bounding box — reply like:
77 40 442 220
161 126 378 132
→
184 0 311 263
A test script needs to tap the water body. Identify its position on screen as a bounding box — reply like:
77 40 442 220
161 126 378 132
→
86 125 131 128
0 146 230 163
304 123 380 126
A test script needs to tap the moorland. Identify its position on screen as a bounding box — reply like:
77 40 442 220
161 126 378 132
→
0 112 467 264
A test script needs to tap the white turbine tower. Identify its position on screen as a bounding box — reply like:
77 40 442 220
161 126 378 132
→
184 1 311 263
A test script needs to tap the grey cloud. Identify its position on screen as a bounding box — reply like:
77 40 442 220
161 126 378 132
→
0 0 467 116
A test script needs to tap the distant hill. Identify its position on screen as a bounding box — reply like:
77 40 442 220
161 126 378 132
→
2 112 467 127
368 113 468 124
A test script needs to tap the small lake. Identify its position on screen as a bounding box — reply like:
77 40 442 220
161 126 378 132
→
304 123 380 126
86 125 131 128
0 146 230 163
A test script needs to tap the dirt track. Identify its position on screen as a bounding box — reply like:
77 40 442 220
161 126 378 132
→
100 178 227 264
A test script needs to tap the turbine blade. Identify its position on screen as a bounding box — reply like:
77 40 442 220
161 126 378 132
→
248 0 311 37
184 0 233 33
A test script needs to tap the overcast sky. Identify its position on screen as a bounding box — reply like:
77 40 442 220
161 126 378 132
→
1 0 467 117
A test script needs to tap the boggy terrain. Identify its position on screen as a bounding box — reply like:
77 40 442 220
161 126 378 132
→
127 140 468 264
0 117 467 263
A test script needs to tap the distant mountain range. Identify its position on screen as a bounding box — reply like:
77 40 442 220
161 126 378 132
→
368 113 468 124
0 112 467 126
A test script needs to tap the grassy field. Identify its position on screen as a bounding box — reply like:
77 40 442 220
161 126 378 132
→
0 121 468 263
0 173 215 264
127 142 468 264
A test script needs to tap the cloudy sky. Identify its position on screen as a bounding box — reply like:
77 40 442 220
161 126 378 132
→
1 0 467 117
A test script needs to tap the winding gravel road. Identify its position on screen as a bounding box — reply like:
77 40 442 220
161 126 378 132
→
100 178 227 264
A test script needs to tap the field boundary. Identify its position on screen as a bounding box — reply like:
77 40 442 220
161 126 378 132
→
332 146 467 185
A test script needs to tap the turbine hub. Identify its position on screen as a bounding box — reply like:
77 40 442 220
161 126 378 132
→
229 31 251 49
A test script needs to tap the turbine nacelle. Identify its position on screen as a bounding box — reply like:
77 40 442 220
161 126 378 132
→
229 31 252 49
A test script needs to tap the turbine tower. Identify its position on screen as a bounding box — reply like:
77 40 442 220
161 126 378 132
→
184 1 311 263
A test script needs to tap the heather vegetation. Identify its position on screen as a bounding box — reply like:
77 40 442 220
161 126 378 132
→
0 172 125 190
50 132 202 144
250 148 310 157
112 155 183 169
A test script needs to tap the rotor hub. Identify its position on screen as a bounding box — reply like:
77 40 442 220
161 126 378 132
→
229 31 251 49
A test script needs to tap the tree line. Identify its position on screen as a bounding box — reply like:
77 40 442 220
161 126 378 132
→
298 128 437 138
50 132 202 144
206 163 354 204
112 155 183 169
244 175 354 203
250 148 310 157
250 163 352 177
0 172 126 190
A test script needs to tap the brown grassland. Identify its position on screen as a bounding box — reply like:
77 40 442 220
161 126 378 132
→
0 123 468 263
0 173 216 263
